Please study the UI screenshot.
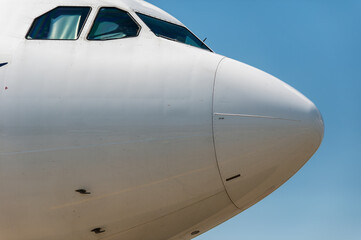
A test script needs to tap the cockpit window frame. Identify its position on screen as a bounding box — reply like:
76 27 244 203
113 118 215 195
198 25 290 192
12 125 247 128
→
136 12 212 52
25 6 92 41
86 7 142 42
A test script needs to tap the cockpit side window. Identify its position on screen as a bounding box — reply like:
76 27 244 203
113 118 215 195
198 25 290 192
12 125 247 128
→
26 7 91 40
136 13 211 51
87 8 140 41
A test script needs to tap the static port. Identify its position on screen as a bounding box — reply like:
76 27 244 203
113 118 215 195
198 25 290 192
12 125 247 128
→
91 228 105 234
191 230 200 235
75 189 91 195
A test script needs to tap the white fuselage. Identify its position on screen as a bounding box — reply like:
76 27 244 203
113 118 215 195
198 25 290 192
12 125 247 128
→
0 0 324 239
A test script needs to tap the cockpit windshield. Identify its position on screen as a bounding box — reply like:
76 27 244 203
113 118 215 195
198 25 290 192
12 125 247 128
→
137 13 211 51
26 7 91 40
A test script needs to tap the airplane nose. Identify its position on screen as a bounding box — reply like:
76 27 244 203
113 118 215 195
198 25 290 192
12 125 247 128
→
213 58 324 210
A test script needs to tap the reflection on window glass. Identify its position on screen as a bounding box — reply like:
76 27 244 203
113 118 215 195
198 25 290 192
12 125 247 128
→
88 8 140 40
27 7 91 40
137 13 211 51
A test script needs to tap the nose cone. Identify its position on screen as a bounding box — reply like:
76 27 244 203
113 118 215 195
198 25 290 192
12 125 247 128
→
213 58 324 210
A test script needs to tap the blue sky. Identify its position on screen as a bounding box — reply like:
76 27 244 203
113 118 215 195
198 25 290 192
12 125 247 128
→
147 1 361 239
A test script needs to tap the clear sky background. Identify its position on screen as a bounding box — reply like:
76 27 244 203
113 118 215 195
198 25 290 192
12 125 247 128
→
146 1 361 239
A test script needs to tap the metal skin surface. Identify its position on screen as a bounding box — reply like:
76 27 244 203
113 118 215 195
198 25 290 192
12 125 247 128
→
0 0 324 240
213 58 324 210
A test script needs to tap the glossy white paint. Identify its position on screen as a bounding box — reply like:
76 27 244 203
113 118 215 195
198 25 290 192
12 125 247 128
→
0 0 324 239
213 58 324 210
